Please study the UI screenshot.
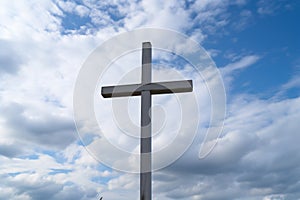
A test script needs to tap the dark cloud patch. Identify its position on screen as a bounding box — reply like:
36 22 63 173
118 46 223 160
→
167 128 259 176
53 184 98 200
0 40 24 75
2 173 61 199
1 172 97 200
1 102 76 149
52 185 85 200
27 183 62 200
0 144 24 158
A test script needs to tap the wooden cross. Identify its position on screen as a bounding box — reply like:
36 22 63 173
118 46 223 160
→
101 42 193 200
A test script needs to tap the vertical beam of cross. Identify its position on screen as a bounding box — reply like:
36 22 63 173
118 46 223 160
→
140 42 152 200
101 42 193 200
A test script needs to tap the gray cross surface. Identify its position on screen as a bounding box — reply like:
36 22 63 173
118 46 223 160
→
101 42 193 200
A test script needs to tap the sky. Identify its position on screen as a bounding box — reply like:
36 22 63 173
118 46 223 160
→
0 0 300 199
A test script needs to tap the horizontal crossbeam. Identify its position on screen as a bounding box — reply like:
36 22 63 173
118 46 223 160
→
101 80 193 98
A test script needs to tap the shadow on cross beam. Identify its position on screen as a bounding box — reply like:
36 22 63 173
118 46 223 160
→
101 80 193 98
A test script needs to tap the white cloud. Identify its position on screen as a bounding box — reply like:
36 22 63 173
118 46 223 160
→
222 55 260 72
75 5 90 17
0 142 111 199
0 0 63 38
256 0 292 16
279 75 300 91
57 0 77 13
219 54 260 91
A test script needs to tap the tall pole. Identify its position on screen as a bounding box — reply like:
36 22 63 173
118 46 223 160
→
140 42 152 200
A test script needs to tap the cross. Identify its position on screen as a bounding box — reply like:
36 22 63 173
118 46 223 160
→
101 42 193 200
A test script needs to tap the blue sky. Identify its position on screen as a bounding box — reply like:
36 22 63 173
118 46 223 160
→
0 0 300 199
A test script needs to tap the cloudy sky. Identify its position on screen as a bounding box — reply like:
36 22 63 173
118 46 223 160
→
1 0 300 199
